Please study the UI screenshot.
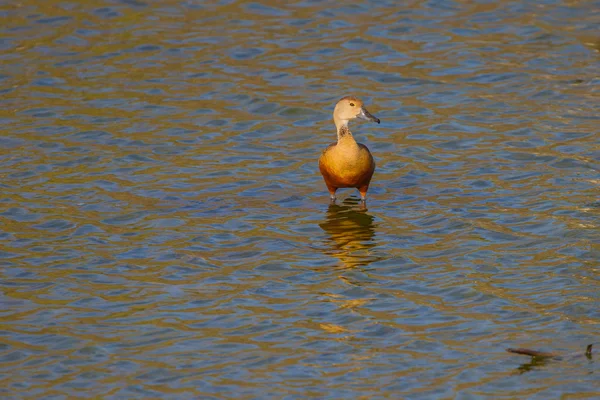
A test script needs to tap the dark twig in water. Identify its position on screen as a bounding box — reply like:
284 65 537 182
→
506 348 558 358
506 344 593 360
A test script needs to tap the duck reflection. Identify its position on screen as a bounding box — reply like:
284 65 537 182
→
319 197 379 270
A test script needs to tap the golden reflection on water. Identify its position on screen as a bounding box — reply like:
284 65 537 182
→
319 199 379 270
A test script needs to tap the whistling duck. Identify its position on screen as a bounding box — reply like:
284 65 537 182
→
318 96 380 203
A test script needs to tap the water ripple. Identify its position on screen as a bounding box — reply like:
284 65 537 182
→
0 0 598 398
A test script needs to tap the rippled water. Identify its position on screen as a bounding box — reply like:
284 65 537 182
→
1 0 599 398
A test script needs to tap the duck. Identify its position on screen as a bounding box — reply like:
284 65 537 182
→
318 96 380 204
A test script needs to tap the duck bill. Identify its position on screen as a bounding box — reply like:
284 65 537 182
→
358 107 380 124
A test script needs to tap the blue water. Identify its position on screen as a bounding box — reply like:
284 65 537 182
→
0 0 598 398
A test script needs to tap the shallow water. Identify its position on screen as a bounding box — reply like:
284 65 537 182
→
1 0 599 398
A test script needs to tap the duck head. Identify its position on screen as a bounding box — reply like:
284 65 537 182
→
333 96 380 130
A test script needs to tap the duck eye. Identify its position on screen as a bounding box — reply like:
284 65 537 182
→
349 102 355 107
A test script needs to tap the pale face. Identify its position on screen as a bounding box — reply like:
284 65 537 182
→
333 97 380 127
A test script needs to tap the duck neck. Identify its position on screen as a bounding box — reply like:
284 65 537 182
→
335 122 355 143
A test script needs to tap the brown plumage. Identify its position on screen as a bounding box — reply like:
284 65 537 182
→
318 96 380 203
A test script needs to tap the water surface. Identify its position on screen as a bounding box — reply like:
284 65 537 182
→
1 0 599 398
